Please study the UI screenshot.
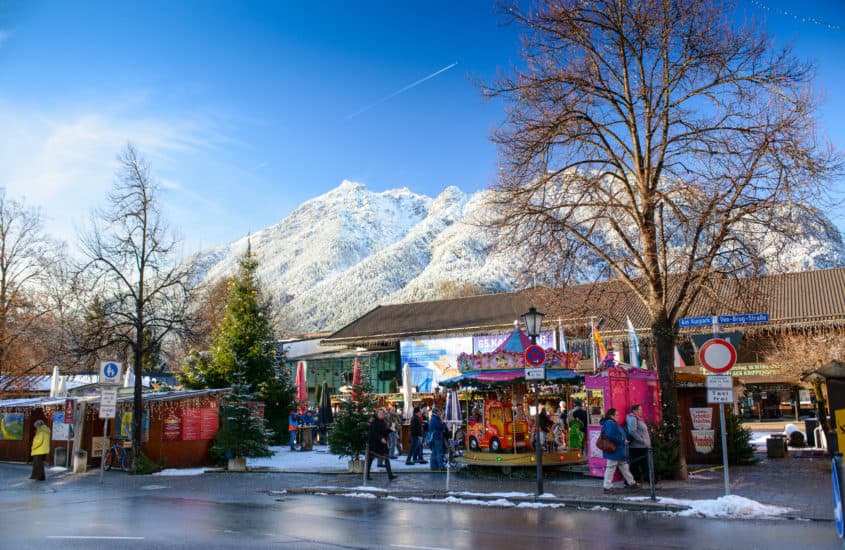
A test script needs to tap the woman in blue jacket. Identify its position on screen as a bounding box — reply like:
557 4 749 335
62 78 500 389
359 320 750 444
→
599 408 639 492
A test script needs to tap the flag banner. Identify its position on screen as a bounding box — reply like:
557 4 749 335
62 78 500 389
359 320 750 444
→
626 316 640 366
593 325 608 361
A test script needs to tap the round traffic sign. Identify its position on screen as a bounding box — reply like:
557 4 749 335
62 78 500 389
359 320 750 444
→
524 345 546 367
698 338 737 373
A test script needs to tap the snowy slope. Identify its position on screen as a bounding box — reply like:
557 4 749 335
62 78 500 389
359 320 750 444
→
193 181 845 334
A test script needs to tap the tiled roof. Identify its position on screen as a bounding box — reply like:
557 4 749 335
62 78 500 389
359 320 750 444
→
324 267 845 344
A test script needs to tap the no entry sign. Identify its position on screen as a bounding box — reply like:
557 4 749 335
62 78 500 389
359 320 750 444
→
699 338 737 374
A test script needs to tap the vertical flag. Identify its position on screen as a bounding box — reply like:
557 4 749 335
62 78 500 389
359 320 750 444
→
674 346 686 368
626 316 640 366
558 319 568 353
592 322 608 363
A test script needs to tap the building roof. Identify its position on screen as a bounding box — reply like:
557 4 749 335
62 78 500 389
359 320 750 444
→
324 267 845 345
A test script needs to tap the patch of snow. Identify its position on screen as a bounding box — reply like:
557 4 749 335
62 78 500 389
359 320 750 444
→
153 468 208 476
653 495 794 519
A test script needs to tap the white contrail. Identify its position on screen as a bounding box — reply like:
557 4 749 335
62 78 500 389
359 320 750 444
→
345 62 458 120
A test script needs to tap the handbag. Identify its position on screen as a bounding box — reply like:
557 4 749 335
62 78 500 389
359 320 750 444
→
596 431 616 453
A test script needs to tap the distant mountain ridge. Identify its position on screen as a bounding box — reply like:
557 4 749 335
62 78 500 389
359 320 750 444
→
192 180 845 334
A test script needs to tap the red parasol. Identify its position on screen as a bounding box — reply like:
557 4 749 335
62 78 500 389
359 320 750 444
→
352 358 362 400
295 361 307 407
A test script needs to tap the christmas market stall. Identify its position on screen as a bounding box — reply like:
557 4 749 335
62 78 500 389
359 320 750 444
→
0 389 229 469
584 364 660 477
440 326 586 472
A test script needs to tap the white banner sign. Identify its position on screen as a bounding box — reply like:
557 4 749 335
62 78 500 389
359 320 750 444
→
690 407 713 430
99 388 118 419
525 367 546 380
706 375 732 389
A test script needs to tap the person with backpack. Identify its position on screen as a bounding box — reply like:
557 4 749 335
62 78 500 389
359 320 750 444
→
625 404 651 483
599 408 638 493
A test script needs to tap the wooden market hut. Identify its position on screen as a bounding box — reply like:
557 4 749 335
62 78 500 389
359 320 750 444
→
0 389 229 469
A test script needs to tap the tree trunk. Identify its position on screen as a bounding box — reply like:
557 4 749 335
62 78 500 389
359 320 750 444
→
652 316 688 480
132 339 143 467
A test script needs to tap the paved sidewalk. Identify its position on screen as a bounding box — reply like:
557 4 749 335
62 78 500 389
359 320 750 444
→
260 449 832 521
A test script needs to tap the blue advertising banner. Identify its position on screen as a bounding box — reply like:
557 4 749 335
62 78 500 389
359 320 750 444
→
400 335 473 391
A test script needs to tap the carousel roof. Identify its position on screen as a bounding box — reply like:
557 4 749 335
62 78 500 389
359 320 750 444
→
440 368 582 387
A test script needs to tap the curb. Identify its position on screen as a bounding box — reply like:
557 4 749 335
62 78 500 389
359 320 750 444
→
281 486 690 513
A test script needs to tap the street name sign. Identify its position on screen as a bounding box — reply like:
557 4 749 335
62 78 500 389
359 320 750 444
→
679 313 769 328
524 367 546 380
99 388 118 419
99 360 123 386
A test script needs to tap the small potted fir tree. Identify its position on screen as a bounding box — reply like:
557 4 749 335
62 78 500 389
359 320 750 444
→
328 375 374 472
211 381 274 471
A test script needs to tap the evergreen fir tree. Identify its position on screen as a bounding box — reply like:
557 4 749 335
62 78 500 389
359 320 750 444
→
328 370 375 461
210 367 274 464
179 242 294 443
714 409 757 465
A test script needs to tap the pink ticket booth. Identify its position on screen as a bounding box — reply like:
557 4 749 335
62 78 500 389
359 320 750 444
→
585 365 661 477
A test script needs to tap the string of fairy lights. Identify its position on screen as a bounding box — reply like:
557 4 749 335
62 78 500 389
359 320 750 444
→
748 0 842 31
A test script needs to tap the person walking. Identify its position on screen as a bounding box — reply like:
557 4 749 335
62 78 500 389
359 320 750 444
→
625 404 651 483
30 419 51 481
600 408 638 493
406 407 425 465
428 407 445 470
366 408 397 481
387 406 401 459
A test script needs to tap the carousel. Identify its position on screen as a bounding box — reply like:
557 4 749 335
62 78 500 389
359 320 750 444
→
439 325 588 473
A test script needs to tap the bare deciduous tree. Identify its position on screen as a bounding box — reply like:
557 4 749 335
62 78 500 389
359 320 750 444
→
78 144 197 456
0 189 62 380
485 0 841 477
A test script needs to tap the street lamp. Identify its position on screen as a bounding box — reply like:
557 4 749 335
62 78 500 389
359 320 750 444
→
522 306 545 496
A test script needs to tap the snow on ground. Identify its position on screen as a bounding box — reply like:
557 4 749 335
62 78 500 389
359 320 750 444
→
153 445 433 476
626 495 795 519
247 445 434 472
153 467 207 476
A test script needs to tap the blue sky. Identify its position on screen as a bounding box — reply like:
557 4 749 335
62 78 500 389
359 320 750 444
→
0 1 843 253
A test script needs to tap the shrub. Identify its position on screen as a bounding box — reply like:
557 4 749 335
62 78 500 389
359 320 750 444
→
713 409 757 465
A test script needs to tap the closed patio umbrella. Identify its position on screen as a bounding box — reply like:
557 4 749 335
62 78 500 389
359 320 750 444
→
295 361 307 408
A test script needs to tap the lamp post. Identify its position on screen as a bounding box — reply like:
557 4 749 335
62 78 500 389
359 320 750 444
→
522 306 545 496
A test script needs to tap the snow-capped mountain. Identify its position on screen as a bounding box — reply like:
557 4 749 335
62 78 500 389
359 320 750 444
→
192 180 845 334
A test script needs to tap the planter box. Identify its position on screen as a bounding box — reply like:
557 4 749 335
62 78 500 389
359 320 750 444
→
228 457 247 471
348 459 364 473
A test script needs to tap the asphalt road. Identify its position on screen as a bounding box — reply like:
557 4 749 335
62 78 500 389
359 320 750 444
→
0 465 839 550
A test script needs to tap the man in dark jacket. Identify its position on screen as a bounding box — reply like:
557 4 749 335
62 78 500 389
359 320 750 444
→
406 407 425 465
366 408 397 480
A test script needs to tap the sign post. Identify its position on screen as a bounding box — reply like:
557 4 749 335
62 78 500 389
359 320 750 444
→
524 344 546 496
99 386 118 483
64 399 75 468
702 316 736 496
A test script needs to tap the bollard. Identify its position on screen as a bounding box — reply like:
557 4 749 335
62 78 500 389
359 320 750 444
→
647 447 656 502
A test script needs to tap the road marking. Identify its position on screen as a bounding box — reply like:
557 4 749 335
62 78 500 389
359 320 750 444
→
391 545 455 550
47 536 145 540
